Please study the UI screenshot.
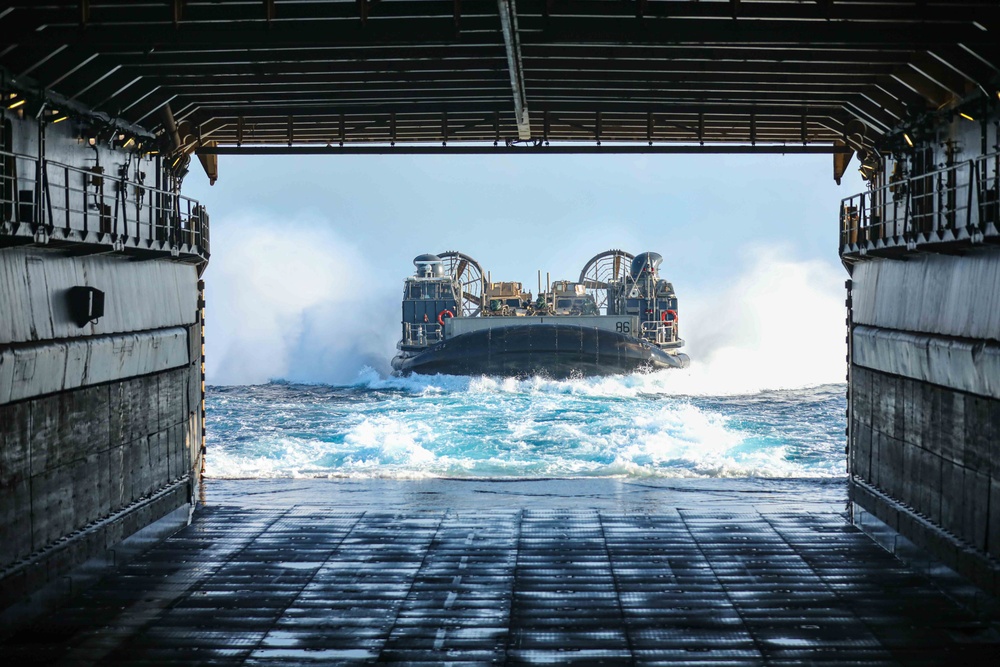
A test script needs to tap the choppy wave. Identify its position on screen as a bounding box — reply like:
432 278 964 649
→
205 369 846 480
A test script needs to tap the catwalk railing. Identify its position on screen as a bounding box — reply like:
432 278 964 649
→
402 322 444 346
0 149 208 262
640 319 679 346
840 152 1000 258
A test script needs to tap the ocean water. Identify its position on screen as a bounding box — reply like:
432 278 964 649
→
205 370 847 480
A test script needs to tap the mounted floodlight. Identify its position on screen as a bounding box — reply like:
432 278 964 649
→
45 108 68 123
87 137 96 146
67 286 105 327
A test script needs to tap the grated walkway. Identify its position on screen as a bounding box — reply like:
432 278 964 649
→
4 505 999 665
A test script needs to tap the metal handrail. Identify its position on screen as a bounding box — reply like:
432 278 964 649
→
403 322 443 346
640 320 677 346
0 148 209 258
841 152 1000 253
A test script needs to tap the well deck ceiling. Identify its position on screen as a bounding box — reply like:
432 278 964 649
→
1 1 998 149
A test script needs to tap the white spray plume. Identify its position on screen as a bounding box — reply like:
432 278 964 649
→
204 214 397 385
205 215 846 393
669 245 847 394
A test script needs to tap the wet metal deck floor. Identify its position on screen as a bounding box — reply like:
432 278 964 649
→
4 480 1000 665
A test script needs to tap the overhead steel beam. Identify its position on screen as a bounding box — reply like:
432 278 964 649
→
185 101 848 119
498 0 530 140
198 143 850 156
5 1 996 151
518 18 996 48
4 1 998 27
76 45 918 70
16 45 67 79
928 47 998 93
15 16 997 51
115 59 897 80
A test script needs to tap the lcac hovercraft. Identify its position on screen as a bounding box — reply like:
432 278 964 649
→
390 250 690 378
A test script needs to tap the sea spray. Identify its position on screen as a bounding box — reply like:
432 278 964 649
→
679 245 847 394
203 214 398 385
206 230 845 393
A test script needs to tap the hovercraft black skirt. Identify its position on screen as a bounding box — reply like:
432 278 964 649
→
392 324 690 378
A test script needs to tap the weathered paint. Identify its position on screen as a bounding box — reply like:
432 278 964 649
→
0 105 204 616
0 367 196 583
0 248 198 344
851 252 1000 341
849 251 1000 595
0 327 192 404
852 325 1000 400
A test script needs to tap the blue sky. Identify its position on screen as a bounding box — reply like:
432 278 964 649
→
186 153 861 286
184 152 865 386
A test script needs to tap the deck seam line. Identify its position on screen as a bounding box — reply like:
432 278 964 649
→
677 509 767 664
501 508 524 665
236 508 368 663
596 510 638 665
375 510 448 662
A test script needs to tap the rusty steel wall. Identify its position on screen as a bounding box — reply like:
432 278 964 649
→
0 369 199 607
0 114 204 614
848 250 1000 594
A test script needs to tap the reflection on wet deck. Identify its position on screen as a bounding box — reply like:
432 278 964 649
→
3 497 999 664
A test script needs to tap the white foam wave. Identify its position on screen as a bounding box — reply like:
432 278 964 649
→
350 365 841 400
204 385 842 480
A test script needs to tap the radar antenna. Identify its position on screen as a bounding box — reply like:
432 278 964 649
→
438 250 485 317
578 249 634 314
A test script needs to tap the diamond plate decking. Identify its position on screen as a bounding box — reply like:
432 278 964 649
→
3 496 999 665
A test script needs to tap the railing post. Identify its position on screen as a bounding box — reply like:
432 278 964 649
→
112 176 121 239
63 166 70 234
81 169 88 234
936 172 943 234
968 160 978 231
903 179 911 239
148 185 153 242
859 192 866 242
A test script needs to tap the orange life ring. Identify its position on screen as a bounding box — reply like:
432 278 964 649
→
663 309 678 323
437 309 455 326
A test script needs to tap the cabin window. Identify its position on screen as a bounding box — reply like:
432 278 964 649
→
505 298 520 307
556 298 571 308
